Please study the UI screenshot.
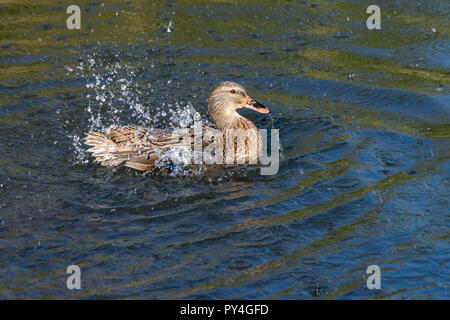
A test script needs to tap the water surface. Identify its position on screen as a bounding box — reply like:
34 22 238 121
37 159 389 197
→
0 0 449 299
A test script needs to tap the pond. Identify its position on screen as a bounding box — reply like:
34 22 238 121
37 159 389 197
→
0 0 448 299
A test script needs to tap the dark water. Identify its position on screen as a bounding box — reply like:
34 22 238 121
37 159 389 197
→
0 0 449 299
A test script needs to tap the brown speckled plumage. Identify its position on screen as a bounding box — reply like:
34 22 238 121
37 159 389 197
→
84 81 270 170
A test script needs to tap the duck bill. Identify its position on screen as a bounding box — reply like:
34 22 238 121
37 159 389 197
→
244 96 270 114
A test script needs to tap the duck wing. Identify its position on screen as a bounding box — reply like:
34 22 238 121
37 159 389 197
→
84 125 215 171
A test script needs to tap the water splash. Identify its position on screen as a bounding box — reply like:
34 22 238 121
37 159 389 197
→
68 133 89 165
66 48 208 174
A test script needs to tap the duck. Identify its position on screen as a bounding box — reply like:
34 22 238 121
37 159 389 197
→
84 81 270 171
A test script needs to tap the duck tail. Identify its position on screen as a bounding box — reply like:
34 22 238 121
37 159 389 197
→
84 129 158 170
84 130 128 167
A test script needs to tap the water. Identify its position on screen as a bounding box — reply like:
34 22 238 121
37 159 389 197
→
0 0 449 299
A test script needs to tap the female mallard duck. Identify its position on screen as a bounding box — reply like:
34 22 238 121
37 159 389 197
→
84 81 270 170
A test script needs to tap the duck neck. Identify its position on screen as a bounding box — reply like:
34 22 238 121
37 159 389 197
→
212 111 256 131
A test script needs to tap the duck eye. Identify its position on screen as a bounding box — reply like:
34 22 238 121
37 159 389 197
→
230 89 236 94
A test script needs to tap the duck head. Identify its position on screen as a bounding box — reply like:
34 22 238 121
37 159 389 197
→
208 81 270 130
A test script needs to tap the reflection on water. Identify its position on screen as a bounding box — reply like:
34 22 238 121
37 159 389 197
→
0 0 449 299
